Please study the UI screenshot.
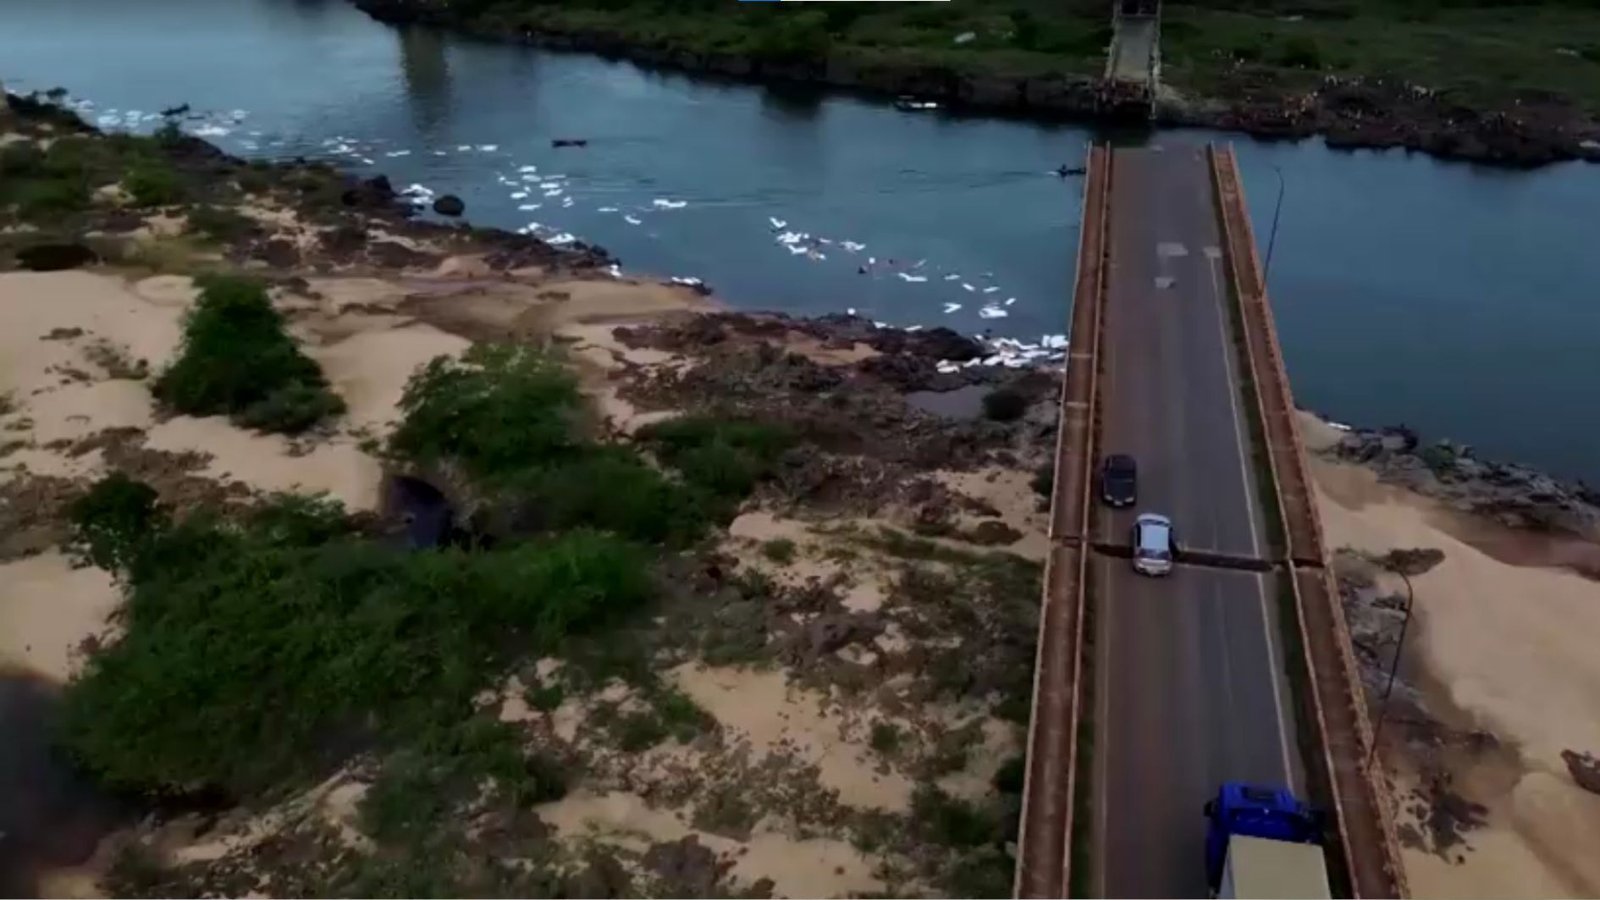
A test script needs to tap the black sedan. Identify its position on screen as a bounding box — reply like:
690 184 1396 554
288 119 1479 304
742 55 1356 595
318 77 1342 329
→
1100 454 1137 507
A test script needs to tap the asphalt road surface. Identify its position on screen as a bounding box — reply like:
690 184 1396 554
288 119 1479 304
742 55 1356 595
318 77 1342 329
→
1089 145 1304 898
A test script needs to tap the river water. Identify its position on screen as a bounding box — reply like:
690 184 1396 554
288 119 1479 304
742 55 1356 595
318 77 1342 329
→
3 0 1598 482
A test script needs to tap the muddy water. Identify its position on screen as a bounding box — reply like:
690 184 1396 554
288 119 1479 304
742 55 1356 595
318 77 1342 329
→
905 384 991 420
0 671 124 898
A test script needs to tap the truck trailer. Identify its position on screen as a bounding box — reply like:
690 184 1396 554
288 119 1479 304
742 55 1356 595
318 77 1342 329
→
1204 782 1332 899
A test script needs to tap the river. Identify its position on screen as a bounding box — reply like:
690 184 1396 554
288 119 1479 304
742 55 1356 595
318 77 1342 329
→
3 0 1598 483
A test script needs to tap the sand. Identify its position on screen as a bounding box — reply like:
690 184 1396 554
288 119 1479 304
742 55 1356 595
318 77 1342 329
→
538 789 884 898
1310 452 1600 898
669 663 915 813
0 551 119 681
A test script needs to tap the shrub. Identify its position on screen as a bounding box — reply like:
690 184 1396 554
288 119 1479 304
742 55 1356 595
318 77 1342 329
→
60 488 654 793
13 178 90 220
870 721 902 755
503 449 712 546
67 473 165 573
761 537 796 564
388 344 586 480
152 274 343 433
982 387 1029 422
186 205 257 242
124 162 184 207
751 10 831 62
637 415 793 500
234 382 347 434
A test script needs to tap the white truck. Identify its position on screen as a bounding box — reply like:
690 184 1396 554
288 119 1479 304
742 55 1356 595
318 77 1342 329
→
1205 782 1332 899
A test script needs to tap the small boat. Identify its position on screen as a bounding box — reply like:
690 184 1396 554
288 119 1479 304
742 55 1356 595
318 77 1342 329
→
893 96 941 112
551 138 589 148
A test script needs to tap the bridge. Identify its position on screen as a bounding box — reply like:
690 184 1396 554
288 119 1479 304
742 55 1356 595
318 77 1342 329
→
1011 144 1410 898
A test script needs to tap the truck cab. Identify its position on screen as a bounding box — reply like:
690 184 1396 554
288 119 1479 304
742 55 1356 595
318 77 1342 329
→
1203 782 1330 899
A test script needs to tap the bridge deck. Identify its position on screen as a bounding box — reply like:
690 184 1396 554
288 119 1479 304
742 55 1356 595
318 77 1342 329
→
1013 144 1408 898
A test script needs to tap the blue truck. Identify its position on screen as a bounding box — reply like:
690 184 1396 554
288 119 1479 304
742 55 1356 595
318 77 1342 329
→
1203 782 1332 899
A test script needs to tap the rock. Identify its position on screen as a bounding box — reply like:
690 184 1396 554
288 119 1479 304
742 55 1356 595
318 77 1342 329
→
969 519 1023 546
565 851 632 898
340 174 396 209
1562 750 1600 795
1379 547 1445 577
319 224 367 259
432 194 465 216
15 242 99 271
256 238 301 268
367 240 434 269
642 836 722 898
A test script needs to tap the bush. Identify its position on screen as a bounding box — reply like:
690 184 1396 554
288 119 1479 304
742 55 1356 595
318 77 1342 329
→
982 387 1029 422
637 415 793 500
13 178 91 220
124 162 184 207
761 537 796 564
751 10 831 62
503 449 713 546
60 487 654 793
67 473 165 573
388 344 586 480
152 274 344 433
186 205 257 242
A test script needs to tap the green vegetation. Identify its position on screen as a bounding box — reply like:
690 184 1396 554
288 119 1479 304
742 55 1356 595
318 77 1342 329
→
760 537 797 564
124 162 183 207
151 274 345 434
59 483 652 794
635 414 794 503
185 204 257 242
386 347 794 546
1162 0 1600 113
870 721 903 756
429 0 1600 117
457 0 1110 78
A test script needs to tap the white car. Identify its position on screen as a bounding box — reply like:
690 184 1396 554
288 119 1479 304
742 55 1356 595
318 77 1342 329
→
1131 513 1176 577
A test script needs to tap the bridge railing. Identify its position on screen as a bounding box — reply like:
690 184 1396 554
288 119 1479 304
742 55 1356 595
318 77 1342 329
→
1014 143 1111 900
1208 144 1410 900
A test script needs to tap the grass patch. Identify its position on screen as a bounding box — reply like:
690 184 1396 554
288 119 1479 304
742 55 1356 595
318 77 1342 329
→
59 483 654 795
1162 1 1600 113
386 345 751 546
635 414 794 502
869 721 903 756
185 205 258 243
760 537 797 564
151 273 344 434
124 162 184 207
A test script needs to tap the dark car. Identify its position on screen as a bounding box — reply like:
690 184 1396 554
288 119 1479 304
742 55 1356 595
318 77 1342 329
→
1100 454 1137 507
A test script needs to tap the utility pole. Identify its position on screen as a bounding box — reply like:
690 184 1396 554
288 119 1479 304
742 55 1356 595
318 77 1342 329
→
1367 569 1415 770
1263 163 1286 286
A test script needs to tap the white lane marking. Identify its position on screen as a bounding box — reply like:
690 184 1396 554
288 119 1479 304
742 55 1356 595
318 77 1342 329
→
1206 252 1294 786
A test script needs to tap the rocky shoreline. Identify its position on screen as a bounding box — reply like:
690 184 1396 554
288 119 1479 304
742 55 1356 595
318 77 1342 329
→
350 0 1600 169
1306 413 1600 541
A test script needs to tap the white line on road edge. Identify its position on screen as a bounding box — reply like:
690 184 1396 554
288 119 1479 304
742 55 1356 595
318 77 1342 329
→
1206 253 1296 788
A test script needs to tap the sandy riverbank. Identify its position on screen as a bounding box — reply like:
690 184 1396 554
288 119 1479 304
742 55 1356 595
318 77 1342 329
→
1301 413 1600 898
